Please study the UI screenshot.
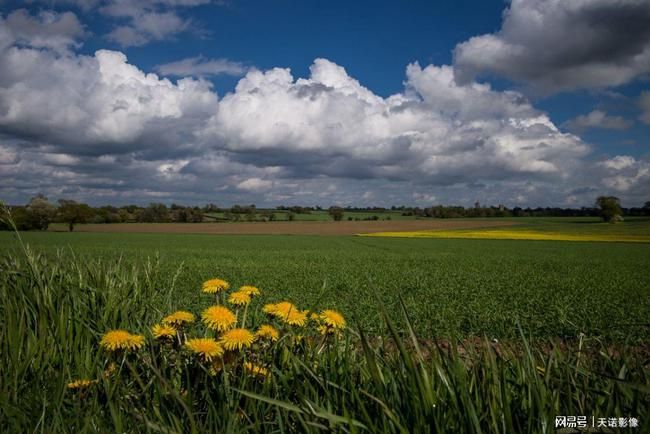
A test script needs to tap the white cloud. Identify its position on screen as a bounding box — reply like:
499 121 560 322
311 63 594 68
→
563 110 633 133
237 178 273 192
106 11 190 47
601 155 636 171
155 56 246 77
0 48 217 153
205 59 588 186
453 0 650 93
1 9 85 53
0 26 646 207
600 156 650 193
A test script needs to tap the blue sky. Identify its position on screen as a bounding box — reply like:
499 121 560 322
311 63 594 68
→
1 0 649 207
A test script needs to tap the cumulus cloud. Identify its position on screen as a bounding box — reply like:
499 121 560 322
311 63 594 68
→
599 156 650 194
1 9 85 53
155 56 247 77
453 0 650 93
0 21 645 207
562 110 633 133
204 59 588 186
0 47 218 157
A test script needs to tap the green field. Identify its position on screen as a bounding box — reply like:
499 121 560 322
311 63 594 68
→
3 222 650 340
2 219 649 432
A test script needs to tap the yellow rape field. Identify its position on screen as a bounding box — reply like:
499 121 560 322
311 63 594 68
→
360 229 650 243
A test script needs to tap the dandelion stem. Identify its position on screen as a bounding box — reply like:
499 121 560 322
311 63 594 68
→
242 304 249 328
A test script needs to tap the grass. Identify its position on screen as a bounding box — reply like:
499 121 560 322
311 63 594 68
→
1 242 648 433
2 217 650 431
2 226 650 341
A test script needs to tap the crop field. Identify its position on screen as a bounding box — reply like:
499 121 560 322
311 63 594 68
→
3 220 650 340
46 217 516 235
2 218 649 432
364 217 650 243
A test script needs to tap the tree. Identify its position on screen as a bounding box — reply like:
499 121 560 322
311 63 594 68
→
643 201 650 216
328 206 344 221
595 196 622 222
137 203 170 223
22 194 56 230
58 199 94 231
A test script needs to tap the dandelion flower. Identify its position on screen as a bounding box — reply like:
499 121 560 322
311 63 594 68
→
255 324 279 342
319 310 346 329
239 285 260 296
244 362 270 379
202 278 230 294
262 303 278 314
151 323 176 340
162 311 195 327
100 330 145 352
67 379 98 389
228 291 251 307
220 328 254 351
202 305 236 331
283 310 308 327
264 301 297 318
185 338 224 361
318 325 342 337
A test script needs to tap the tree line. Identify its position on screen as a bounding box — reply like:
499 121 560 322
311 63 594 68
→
1 195 648 231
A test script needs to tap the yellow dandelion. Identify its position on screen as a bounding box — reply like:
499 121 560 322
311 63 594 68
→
202 305 237 331
151 323 176 340
220 328 254 351
202 278 230 294
100 330 145 352
262 303 278 314
283 310 308 327
255 324 279 341
162 311 195 327
264 301 298 318
239 285 260 296
185 338 224 361
67 379 98 389
244 362 270 379
318 325 342 336
319 310 346 329
228 291 251 306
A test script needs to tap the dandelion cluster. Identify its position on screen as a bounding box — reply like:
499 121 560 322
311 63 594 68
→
90 276 346 398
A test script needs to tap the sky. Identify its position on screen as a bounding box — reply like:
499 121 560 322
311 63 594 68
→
0 0 649 208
